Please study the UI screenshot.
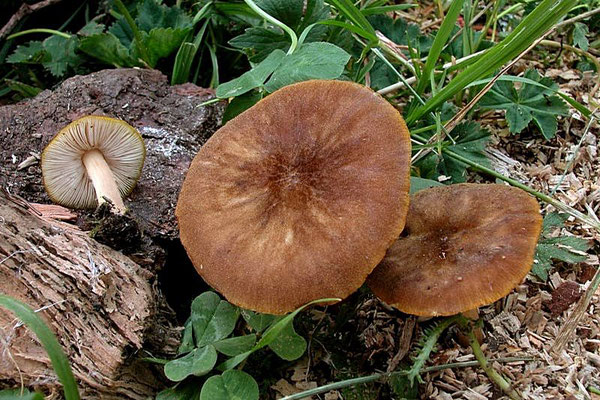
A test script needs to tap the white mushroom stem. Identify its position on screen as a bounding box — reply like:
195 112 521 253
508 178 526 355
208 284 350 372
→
82 149 127 214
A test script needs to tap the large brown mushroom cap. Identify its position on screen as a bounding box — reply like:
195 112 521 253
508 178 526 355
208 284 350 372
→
367 183 542 317
176 80 411 314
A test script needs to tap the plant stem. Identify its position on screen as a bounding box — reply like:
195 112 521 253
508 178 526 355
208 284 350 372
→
244 0 298 54
467 328 520 400
7 28 71 40
280 356 534 400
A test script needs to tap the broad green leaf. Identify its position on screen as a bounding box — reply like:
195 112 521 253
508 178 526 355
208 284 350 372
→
219 298 338 370
190 292 239 348
0 389 44 400
78 21 105 36
200 370 258 400
480 69 568 139
156 381 201 400
409 177 443 194
42 35 80 77
216 49 286 98
0 295 80 400
240 309 276 333
573 23 589 51
532 212 592 281
214 335 257 357
268 320 307 361
178 319 194 354
230 0 329 62
135 0 192 32
79 33 139 67
7 41 46 63
222 92 264 124
164 345 218 382
134 27 191 68
264 42 350 92
230 27 290 62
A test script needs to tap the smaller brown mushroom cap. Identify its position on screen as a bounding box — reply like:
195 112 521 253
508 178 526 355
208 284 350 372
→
42 116 145 213
367 183 543 317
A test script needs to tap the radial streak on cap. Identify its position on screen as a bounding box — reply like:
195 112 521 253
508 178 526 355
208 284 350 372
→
367 183 543 317
176 80 412 314
41 116 145 213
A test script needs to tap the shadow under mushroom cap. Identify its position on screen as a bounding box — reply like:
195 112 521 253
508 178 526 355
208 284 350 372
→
176 80 412 314
367 183 543 317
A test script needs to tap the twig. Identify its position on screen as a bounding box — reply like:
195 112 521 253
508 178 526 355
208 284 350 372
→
0 0 64 40
555 7 600 30
280 356 535 400
467 327 521 400
552 249 600 356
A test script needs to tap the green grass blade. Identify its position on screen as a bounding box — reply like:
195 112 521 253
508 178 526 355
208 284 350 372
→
112 0 151 66
360 5 416 16
317 20 378 42
172 42 198 85
0 295 80 400
326 0 377 37
415 0 463 95
406 0 577 125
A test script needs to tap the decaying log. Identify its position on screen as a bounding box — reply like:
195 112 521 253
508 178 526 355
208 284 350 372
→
0 190 178 398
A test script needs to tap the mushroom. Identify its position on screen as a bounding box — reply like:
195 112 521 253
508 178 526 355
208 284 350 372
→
367 183 542 317
176 80 412 314
367 183 542 399
41 116 145 214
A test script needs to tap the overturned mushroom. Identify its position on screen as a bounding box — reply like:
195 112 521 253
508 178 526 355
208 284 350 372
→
367 183 543 317
41 116 145 214
176 80 412 314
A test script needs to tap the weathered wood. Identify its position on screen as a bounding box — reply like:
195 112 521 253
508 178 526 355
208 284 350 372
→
0 190 177 398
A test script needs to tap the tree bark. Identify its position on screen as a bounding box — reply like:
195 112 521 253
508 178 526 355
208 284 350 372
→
0 190 177 398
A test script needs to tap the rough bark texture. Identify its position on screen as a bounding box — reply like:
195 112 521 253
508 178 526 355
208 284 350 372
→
0 190 178 398
0 68 224 247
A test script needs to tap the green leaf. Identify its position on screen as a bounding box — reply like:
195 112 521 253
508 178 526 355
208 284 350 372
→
216 49 286 98
0 295 80 400
135 0 192 32
164 345 218 382
214 335 257 357
134 27 191 68
409 177 443 194
573 22 589 51
531 212 592 281
78 21 105 36
222 92 264 124
200 370 258 400
264 42 350 92
190 292 239 348
230 0 329 62
268 319 307 361
219 298 338 370
480 69 568 139
7 41 46 63
156 381 201 400
415 121 491 183
0 389 44 400
5 79 42 98
240 309 276 333
42 35 80 77
178 319 195 354
79 33 138 67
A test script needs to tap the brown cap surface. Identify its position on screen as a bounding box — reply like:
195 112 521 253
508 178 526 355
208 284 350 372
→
176 80 411 314
367 183 542 317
